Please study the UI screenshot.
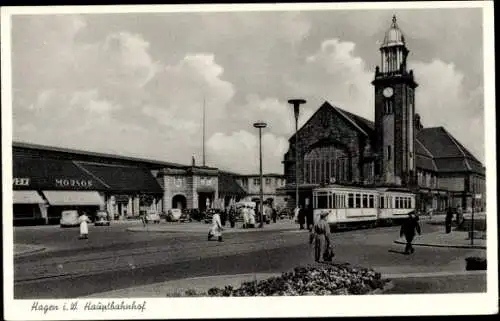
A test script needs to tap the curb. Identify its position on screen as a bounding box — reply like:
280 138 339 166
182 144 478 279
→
394 239 486 250
14 247 46 258
381 270 487 279
370 280 394 294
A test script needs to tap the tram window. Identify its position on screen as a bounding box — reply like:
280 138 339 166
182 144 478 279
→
355 194 361 208
317 194 328 209
362 194 368 208
395 197 399 209
369 195 374 208
405 198 409 209
331 194 336 209
380 196 385 209
348 193 354 208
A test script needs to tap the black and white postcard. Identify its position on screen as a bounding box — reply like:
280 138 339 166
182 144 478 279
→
2 1 497 319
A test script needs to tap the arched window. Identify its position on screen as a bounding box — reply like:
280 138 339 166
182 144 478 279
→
303 145 349 184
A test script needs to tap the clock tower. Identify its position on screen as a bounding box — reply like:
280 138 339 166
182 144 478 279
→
372 15 418 186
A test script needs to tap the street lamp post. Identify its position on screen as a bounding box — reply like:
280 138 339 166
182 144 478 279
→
288 99 306 212
253 121 267 228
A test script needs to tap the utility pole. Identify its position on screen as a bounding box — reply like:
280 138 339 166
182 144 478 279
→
253 121 267 228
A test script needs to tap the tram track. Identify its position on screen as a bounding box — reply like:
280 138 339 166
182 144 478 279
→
14 233 306 284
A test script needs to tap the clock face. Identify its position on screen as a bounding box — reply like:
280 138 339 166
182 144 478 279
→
383 87 394 98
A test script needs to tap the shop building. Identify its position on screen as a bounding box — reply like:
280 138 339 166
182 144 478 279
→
12 142 246 225
235 174 288 209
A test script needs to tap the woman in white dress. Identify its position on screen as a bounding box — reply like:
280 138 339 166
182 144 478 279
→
208 211 223 242
79 212 91 239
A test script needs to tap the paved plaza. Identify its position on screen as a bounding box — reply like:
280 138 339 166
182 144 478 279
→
13 218 487 298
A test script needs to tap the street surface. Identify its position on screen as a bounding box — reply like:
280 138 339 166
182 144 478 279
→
13 221 484 298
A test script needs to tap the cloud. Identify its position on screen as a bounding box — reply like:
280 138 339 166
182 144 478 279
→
206 130 288 174
409 59 484 162
286 38 375 120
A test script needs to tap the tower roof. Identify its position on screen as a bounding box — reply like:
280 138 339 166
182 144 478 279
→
382 15 406 47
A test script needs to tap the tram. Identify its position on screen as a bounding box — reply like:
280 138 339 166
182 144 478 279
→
312 185 415 230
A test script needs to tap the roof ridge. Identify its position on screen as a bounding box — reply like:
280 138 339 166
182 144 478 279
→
416 139 434 157
441 127 471 165
331 105 369 136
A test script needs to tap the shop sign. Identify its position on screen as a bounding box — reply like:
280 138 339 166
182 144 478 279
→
13 177 30 186
55 178 94 188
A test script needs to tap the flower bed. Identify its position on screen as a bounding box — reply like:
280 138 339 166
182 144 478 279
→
173 263 390 297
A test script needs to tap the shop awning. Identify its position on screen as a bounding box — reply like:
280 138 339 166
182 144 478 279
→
42 191 104 206
13 157 108 191
13 190 45 204
76 162 163 194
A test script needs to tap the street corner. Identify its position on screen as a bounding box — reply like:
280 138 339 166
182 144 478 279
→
14 244 47 257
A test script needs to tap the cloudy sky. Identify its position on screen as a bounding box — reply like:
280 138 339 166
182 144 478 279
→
10 6 485 174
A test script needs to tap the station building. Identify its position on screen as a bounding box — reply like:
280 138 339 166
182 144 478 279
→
12 142 246 225
279 16 486 214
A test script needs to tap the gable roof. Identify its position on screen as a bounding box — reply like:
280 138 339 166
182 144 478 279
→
416 127 484 174
288 101 375 142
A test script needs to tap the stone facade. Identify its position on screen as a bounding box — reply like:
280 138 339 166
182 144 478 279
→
235 174 287 209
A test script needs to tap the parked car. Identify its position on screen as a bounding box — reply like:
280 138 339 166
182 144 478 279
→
166 209 182 222
60 210 79 227
179 209 192 222
94 211 111 226
145 212 161 224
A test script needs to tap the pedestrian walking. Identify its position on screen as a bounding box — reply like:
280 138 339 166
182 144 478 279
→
298 207 306 230
229 207 236 228
306 206 314 231
140 213 147 227
310 211 333 262
78 211 91 239
456 206 463 225
293 206 300 222
399 211 421 254
445 206 453 234
208 211 223 242
272 207 277 223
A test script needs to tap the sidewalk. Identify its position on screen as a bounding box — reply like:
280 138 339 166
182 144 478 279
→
84 268 487 298
14 244 46 257
127 220 300 234
84 273 281 298
394 231 486 249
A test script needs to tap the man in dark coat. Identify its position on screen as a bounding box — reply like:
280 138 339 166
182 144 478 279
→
445 207 453 233
400 212 422 254
306 207 314 231
298 207 306 230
